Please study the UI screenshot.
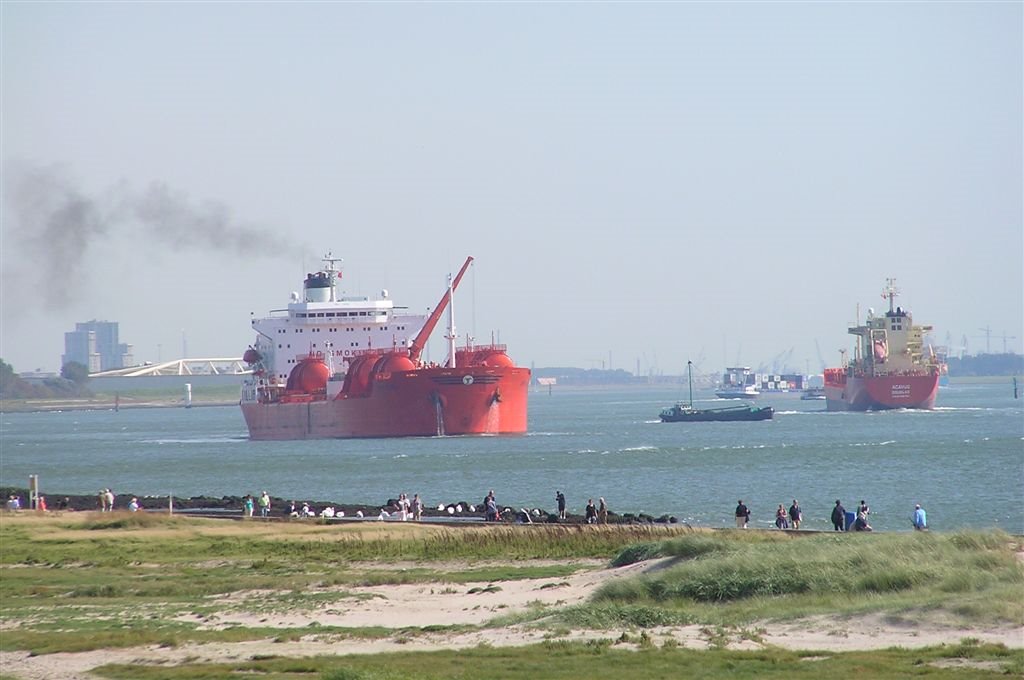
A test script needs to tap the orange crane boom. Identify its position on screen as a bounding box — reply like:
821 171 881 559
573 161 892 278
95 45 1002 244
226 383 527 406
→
407 256 474 364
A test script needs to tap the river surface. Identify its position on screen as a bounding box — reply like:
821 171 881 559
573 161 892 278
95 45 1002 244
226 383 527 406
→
2 382 1021 533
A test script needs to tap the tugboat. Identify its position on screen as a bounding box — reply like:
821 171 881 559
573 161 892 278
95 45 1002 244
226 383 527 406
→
800 386 826 401
661 362 774 423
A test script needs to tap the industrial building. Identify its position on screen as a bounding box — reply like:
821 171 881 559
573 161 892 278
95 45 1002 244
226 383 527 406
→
62 320 133 372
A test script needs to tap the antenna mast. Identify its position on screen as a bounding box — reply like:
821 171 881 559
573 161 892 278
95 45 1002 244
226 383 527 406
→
882 277 899 314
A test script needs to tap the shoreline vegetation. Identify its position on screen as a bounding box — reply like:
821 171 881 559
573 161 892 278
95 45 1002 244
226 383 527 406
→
0 513 1021 679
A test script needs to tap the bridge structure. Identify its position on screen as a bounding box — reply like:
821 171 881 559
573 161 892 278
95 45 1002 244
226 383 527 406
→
90 358 251 378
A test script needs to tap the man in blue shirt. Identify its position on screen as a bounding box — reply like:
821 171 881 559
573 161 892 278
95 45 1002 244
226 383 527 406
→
912 504 927 530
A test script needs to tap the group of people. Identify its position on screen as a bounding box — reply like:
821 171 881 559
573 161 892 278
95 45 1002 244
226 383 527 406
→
735 498 928 531
6 495 77 513
392 493 423 521
97 488 115 512
554 491 609 524
242 491 273 519
830 499 875 532
772 500 802 529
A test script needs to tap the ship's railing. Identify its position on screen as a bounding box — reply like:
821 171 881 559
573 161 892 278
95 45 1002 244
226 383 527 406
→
343 344 509 361
456 343 508 354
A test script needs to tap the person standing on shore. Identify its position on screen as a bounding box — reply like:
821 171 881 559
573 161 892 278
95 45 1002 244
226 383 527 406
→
831 499 846 531
912 504 928 530
105 489 115 512
788 499 802 530
556 490 566 520
259 491 271 519
243 494 254 518
412 493 423 521
775 504 789 529
585 498 597 524
735 500 750 528
598 497 608 524
485 495 499 522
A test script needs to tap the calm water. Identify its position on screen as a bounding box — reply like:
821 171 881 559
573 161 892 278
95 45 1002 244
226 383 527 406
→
2 382 1022 533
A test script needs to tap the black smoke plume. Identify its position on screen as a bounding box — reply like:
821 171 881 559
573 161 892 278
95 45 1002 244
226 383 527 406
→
3 161 306 310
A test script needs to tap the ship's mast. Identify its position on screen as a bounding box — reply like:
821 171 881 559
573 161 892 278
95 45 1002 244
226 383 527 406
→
882 277 899 314
687 360 694 407
322 252 343 303
445 274 457 369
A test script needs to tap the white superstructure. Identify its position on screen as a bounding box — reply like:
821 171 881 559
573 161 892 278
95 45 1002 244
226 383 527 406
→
245 254 428 387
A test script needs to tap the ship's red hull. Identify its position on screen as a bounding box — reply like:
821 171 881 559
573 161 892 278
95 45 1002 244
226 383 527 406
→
242 366 530 440
823 372 938 411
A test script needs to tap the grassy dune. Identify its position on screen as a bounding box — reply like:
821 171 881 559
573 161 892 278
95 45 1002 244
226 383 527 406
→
588 530 1024 626
1 512 1021 679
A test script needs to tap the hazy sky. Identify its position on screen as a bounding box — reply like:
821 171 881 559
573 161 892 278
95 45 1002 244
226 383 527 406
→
2 2 1021 377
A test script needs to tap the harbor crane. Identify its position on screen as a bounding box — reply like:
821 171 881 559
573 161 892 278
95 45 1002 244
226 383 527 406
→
814 339 827 372
770 347 794 375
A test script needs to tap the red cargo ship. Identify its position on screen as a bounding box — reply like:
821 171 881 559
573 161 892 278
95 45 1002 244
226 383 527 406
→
240 255 529 440
824 279 941 411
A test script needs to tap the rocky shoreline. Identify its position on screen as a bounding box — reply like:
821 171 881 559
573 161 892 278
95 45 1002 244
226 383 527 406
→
0 487 679 525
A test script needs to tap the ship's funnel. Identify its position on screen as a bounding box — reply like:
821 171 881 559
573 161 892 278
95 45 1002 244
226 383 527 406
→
304 272 333 303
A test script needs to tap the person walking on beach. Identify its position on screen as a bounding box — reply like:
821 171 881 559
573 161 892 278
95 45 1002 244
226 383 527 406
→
775 504 789 529
585 498 598 524
831 499 846 531
259 491 271 519
788 499 802 530
912 503 928 530
243 494 255 518
598 497 608 524
105 489 115 512
556 490 566 520
735 500 750 528
411 493 423 521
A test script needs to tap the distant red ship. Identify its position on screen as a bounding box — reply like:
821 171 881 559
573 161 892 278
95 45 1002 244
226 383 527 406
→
240 255 529 440
824 279 941 411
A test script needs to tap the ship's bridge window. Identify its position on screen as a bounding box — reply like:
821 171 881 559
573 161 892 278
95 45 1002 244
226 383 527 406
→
317 313 325 317
326 312 335 317
359 311 367 316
